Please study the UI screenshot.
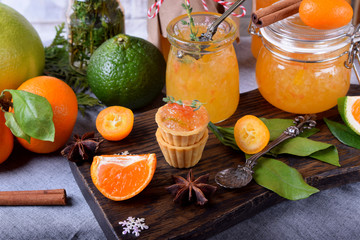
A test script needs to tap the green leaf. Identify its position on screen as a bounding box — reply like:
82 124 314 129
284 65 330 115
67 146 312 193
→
4 112 30 143
324 118 360 149
208 122 239 151
3 90 55 142
76 92 102 116
260 118 319 141
253 158 319 200
309 146 340 166
181 20 188 25
260 118 293 140
270 137 339 166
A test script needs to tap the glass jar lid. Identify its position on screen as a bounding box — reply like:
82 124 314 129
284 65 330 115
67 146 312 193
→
260 14 354 55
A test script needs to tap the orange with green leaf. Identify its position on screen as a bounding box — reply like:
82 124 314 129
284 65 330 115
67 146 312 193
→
15 76 78 153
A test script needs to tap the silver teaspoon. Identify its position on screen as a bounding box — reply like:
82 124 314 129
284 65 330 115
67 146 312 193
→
215 115 317 189
198 0 246 42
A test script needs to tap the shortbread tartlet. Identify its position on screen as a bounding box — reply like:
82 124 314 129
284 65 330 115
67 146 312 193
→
155 100 209 168
155 100 209 147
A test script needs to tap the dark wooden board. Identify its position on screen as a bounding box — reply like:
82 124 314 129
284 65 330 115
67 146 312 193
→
70 85 360 240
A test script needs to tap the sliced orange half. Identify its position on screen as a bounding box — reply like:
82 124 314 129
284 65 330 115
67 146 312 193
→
234 115 270 154
91 154 157 201
96 106 134 141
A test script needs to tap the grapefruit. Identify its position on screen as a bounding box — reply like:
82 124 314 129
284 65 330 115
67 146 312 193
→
0 3 45 93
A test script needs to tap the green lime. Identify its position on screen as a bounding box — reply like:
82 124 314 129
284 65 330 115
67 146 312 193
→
87 34 165 109
338 96 360 135
0 3 45 92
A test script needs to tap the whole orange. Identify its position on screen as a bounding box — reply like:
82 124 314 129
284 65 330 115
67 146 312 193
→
299 0 353 30
17 76 78 153
0 111 14 163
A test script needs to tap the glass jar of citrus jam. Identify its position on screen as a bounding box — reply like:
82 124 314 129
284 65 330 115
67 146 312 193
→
255 15 355 114
251 0 280 59
166 12 239 123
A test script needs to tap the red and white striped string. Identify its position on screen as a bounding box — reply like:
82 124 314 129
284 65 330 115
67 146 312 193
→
147 0 246 19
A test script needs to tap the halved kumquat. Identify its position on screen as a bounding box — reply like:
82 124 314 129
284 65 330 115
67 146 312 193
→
91 154 157 201
234 115 270 154
96 106 134 141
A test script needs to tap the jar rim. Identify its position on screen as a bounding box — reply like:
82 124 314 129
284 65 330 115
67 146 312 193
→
166 12 237 47
260 14 354 54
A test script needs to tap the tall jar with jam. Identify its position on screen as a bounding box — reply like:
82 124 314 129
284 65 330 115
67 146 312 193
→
255 15 357 114
66 0 125 73
166 12 239 123
251 0 280 58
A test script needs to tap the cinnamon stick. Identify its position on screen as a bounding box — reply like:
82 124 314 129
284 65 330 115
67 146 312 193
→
0 189 67 206
252 0 302 28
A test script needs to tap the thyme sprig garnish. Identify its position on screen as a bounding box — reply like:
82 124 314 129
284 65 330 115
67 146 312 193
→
163 96 203 111
181 1 199 41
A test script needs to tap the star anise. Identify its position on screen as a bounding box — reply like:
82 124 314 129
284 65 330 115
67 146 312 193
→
166 169 217 205
61 132 103 163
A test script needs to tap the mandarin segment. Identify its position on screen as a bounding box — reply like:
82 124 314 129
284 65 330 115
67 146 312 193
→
91 154 156 201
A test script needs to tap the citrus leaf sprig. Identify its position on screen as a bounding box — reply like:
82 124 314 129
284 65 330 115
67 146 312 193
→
208 118 340 200
181 1 199 41
163 96 203 111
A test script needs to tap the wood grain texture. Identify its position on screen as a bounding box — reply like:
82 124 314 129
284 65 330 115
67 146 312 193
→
70 85 360 240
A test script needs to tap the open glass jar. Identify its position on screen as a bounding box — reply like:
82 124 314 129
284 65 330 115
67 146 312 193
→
251 0 280 58
251 15 360 114
166 12 239 123
66 0 124 73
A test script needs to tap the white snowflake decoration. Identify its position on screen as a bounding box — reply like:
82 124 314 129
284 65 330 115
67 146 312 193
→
119 217 149 237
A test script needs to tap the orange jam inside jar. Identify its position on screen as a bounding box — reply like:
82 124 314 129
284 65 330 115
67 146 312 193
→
256 15 355 114
166 12 239 123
